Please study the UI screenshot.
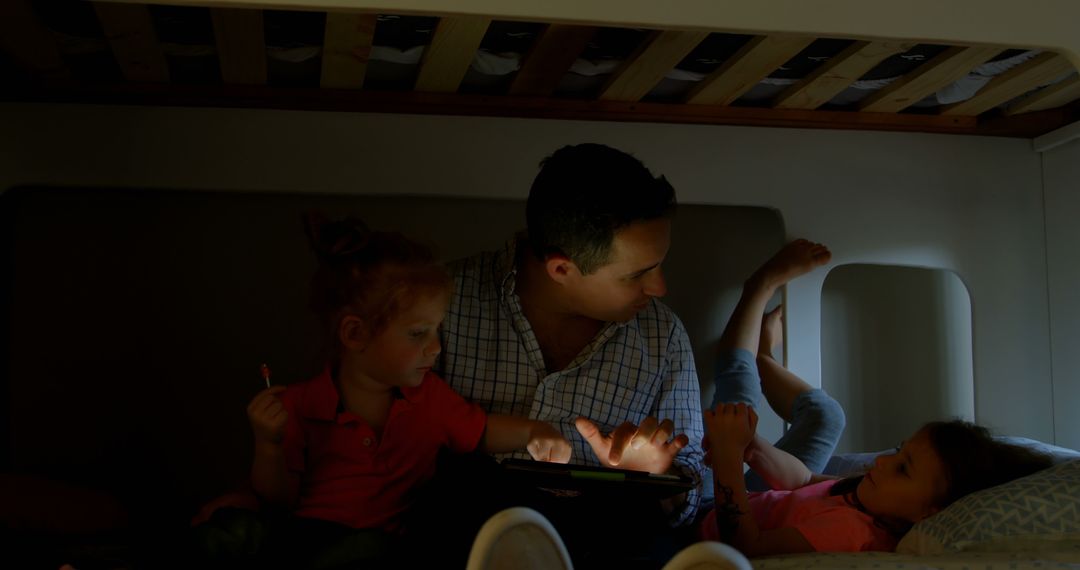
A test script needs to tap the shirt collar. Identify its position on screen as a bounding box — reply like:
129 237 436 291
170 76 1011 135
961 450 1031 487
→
297 366 423 422
496 234 524 300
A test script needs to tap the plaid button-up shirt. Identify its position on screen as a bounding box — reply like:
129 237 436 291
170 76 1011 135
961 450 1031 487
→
435 238 705 526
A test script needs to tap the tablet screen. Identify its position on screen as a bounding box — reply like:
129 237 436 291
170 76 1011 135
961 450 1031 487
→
500 458 694 500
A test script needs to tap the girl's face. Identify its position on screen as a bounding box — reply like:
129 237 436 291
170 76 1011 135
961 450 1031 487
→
354 291 448 389
855 429 949 524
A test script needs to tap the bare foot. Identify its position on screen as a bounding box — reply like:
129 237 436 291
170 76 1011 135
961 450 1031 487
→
759 305 784 357
752 239 831 291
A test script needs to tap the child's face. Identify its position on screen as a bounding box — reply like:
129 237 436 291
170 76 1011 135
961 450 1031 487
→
855 428 949 523
355 291 448 389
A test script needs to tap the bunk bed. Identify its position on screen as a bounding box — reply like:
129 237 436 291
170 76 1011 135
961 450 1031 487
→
2 1 1078 569
2 0 1079 138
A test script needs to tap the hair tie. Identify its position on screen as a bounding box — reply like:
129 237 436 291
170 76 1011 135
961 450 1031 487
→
303 213 371 263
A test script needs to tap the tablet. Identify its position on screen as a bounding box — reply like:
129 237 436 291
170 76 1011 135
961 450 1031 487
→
500 458 695 500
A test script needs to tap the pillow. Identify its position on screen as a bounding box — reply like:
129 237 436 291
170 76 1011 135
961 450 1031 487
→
824 436 1080 477
896 459 1080 555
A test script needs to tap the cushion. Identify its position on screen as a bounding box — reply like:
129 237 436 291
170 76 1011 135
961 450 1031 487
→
896 459 1080 555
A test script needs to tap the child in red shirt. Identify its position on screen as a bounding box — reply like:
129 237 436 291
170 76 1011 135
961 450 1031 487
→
195 216 571 568
700 239 1053 558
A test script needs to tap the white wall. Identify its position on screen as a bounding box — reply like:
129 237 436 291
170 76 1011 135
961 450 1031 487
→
0 102 1061 443
1043 137 1080 450
821 265 975 453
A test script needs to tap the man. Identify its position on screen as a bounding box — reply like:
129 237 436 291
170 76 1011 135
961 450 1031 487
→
435 143 706 527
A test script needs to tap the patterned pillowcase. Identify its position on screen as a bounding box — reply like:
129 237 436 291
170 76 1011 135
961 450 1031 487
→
896 459 1080 554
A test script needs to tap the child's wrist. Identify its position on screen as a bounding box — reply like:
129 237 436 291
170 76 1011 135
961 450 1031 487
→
710 445 747 465
254 439 284 454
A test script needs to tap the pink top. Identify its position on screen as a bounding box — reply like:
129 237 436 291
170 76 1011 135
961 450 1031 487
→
701 480 897 552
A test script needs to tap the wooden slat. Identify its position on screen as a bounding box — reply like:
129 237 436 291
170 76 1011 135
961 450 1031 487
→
0 0 69 80
859 46 1001 113
1007 73 1080 115
599 29 710 101
508 24 595 97
211 8 266 85
942 52 1075 116
774 40 915 110
414 16 490 93
94 2 169 83
320 12 376 89
686 34 814 105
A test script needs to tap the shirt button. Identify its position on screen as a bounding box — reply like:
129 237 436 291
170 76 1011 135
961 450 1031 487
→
363 437 373 446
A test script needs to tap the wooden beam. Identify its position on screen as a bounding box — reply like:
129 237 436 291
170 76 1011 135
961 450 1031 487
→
320 12 376 89
774 40 915 110
1007 73 1080 115
942 52 1076 116
211 8 266 85
686 34 814 106
0 0 69 80
859 46 1001 113
414 15 490 93
975 101 1079 138
508 24 595 97
599 29 710 101
7 81 1000 137
94 2 170 83
1033 111 1080 152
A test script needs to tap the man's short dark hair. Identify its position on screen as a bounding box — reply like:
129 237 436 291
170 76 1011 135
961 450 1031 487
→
525 143 676 274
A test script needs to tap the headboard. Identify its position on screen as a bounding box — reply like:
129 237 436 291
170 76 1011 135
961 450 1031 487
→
1 186 784 527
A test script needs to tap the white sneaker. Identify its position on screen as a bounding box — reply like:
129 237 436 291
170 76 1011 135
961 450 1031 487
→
466 507 574 570
661 541 753 570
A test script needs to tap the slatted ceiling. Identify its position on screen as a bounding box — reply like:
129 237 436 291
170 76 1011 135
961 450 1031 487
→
0 0 70 80
8 2 1080 138
1007 74 1080 115
858 45 1002 113
320 13 375 89
942 52 1076 116
413 15 490 93
94 2 169 83
686 34 814 105
508 24 596 97
210 8 266 85
773 40 916 110
599 29 710 102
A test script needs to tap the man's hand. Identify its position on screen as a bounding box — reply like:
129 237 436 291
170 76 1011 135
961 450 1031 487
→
575 416 689 474
247 386 288 445
702 403 758 463
526 421 573 463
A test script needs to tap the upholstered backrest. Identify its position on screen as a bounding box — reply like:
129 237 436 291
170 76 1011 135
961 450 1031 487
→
1 186 783 525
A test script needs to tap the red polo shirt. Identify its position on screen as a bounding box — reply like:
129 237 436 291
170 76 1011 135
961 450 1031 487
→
279 369 487 532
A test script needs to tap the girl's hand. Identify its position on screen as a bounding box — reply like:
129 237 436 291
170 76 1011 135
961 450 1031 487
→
247 386 288 445
526 421 572 463
703 403 758 461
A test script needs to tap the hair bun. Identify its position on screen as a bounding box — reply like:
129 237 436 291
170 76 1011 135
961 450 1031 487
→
303 212 371 263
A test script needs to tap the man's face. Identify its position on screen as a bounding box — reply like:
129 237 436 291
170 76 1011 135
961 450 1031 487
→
565 218 670 323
